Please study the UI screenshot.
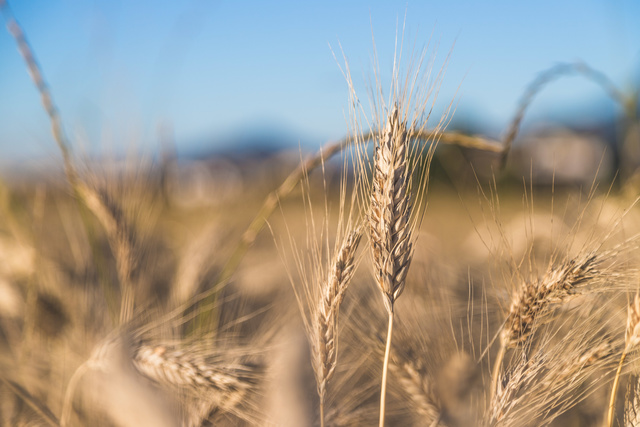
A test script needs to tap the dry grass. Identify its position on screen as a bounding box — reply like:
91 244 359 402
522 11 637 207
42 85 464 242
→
2 143 640 427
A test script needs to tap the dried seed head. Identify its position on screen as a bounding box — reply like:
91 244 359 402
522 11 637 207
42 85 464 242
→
389 357 441 423
314 226 362 397
133 344 259 412
501 253 598 348
369 106 413 314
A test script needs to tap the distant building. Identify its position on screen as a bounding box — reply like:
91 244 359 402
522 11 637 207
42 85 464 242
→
509 127 613 185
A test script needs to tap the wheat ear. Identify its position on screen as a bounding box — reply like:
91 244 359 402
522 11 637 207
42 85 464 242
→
314 226 362 427
370 106 413 427
491 252 598 400
607 293 640 427
389 357 442 426
133 344 259 419
490 338 612 425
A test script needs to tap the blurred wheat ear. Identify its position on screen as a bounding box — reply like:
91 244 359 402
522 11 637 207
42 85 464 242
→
133 343 263 425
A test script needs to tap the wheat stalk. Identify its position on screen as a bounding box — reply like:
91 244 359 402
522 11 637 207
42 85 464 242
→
76 183 138 323
369 106 416 427
276 131 365 426
607 293 640 427
0 0 137 323
370 106 412 315
313 226 362 426
501 61 627 166
491 252 599 400
61 333 124 427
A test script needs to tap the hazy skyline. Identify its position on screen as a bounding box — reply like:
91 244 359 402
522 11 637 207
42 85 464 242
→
0 0 638 165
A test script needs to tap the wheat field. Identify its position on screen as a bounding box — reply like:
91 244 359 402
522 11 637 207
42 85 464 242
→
2 2 640 427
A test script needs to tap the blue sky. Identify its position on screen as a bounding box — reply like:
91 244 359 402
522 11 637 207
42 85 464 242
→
0 0 638 165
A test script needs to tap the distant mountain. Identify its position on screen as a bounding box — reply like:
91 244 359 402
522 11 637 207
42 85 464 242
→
180 122 323 161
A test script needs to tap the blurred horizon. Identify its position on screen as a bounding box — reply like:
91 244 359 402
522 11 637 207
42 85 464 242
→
0 0 639 169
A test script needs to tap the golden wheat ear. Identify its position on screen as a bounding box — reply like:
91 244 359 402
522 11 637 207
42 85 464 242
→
277 142 364 426
490 251 600 400
370 106 413 315
313 225 363 426
501 252 599 349
315 226 363 387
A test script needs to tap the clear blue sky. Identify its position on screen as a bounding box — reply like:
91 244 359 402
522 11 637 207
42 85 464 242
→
0 0 639 165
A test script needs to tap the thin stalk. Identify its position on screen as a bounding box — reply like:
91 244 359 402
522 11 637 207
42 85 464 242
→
61 362 90 427
380 308 394 427
490 344 507 402
606 350 627 427
320 396 325 427
0 376 60 427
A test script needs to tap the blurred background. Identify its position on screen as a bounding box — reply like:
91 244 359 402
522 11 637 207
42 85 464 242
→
0 0 639 187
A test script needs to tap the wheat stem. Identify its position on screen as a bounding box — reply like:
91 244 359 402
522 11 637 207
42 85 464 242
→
607 293 640 427
61 362 90 427
380 308 394 427
490 344 507 402
607 351 627 427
